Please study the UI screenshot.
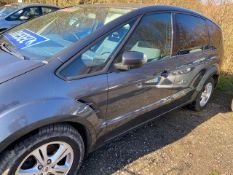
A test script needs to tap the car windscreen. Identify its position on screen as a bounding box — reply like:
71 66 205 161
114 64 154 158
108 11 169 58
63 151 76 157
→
0 6 132 60
0 5 19 17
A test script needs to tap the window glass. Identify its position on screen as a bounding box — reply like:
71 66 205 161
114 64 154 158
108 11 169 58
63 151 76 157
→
7 7 41 21
7 9 24 21
22 7 41 19
175 14 209 55
116 13 172 63
1 7 133 60
207 20 221 50
60 22 134 78
0 5 19 17
42 7 56 15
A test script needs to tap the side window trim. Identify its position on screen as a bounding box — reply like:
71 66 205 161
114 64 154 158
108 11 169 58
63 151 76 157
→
38 6 43 16
206 19 211 49
56 17 141 81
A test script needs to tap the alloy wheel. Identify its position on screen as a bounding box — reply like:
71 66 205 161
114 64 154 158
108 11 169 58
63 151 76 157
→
15 141 74 175
200 82 213 107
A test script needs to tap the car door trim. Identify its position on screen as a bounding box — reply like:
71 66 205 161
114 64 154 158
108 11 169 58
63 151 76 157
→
101 88 193 127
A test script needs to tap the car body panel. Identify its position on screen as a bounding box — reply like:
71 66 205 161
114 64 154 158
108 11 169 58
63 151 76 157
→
0 5 222 155
0 50 44 83
0 58 107 153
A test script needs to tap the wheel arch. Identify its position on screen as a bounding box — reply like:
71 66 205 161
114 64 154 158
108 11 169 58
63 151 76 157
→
196 64 220 92
0 98 102 155
0 120 94 157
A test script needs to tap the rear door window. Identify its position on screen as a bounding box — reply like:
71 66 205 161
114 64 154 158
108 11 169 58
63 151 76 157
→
174 14 209 55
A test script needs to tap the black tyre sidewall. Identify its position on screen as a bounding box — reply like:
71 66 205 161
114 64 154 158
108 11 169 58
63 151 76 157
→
0 125 85 175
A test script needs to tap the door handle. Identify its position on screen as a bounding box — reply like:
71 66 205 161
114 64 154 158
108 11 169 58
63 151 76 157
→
160 70 169 78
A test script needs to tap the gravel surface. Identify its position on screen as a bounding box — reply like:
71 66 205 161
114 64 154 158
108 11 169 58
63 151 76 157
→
78 91 233 175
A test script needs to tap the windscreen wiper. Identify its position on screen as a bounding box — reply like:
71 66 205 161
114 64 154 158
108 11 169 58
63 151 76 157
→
0 42 25 60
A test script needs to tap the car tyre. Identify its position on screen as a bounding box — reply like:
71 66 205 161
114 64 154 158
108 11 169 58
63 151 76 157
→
188 77 215 111
0 123 85 175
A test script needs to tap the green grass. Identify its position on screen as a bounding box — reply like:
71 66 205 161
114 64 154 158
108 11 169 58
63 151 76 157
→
216 75 233 95
208 171 220 175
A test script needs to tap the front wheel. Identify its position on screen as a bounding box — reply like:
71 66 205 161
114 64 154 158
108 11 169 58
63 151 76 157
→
188 77 215 111
0 124 85 175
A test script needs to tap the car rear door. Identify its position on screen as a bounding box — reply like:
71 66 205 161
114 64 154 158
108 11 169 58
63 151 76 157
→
103 13 178 137
170 13 212 103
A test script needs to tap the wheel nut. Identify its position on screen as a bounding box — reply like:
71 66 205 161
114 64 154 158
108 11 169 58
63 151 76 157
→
38 165 43 170
47 159 52 164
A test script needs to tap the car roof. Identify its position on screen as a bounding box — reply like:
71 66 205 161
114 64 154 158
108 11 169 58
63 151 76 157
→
73 4 201 15
69 4 218 27
7 3 59 9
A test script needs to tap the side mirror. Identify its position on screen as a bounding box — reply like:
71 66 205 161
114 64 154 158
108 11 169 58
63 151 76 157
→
115 51 147 70
19 16 29 20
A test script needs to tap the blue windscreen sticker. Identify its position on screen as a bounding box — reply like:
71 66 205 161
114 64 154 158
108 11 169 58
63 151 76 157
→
4 29 49 49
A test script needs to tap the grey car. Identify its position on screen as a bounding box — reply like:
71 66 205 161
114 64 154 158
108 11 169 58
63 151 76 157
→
0 3 59 32
0 4 223 175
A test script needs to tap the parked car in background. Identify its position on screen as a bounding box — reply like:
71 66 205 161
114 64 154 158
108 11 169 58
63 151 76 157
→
0 3 59 32
0 4 223 175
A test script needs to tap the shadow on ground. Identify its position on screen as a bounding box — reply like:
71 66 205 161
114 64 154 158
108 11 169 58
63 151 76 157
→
78 91 233 175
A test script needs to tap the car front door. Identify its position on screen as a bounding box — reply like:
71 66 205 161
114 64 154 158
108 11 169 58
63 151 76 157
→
57 20 136 135
103 13 178 137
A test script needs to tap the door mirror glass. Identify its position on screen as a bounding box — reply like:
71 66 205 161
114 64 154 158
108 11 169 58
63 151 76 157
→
115 51 147 70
